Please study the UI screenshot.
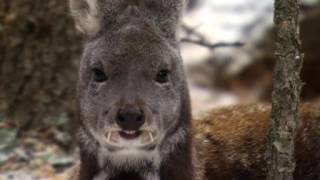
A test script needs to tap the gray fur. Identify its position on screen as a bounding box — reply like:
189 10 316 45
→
70 0 194 180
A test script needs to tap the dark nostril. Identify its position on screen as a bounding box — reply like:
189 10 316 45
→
116 108 145 130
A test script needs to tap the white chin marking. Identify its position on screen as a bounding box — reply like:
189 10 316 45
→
98 146 161 169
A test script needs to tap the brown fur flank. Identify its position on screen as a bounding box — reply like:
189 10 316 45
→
195 103 320 180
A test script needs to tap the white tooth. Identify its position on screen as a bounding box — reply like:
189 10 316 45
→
126 131 135 134
148 132 154 142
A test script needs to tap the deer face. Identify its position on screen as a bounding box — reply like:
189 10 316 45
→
77 25 188 168
70 0 190 172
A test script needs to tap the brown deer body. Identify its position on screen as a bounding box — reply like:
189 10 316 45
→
195 103 320 180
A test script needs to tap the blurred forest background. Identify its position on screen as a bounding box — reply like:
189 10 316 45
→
0 0 320 179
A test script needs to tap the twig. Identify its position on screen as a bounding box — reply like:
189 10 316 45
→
180 38 244 49
180 23 244 49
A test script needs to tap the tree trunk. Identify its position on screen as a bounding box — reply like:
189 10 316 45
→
266 0 304 179
0 1 81 131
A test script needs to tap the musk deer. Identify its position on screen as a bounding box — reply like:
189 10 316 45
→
68 0 320 180
68 0 197 180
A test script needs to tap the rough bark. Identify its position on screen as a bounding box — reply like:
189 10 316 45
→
266 0 304 179
0 1 81 131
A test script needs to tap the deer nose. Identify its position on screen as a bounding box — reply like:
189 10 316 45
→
116 107 145 130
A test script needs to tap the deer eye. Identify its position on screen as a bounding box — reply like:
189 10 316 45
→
92 68 108 82
155 69 170 84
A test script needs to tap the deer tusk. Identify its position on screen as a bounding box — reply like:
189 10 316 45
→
148 131 154 142
106 132 111 143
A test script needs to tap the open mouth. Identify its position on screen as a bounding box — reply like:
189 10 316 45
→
119 130 142 140
104 129 157 149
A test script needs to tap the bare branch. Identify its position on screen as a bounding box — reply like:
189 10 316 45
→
180 38 244 49
180 23 244 49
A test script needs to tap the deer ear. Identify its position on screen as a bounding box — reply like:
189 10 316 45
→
69 0 99 37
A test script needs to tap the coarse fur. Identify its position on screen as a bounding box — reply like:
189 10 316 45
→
195 103 320 180
69 0 196 180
